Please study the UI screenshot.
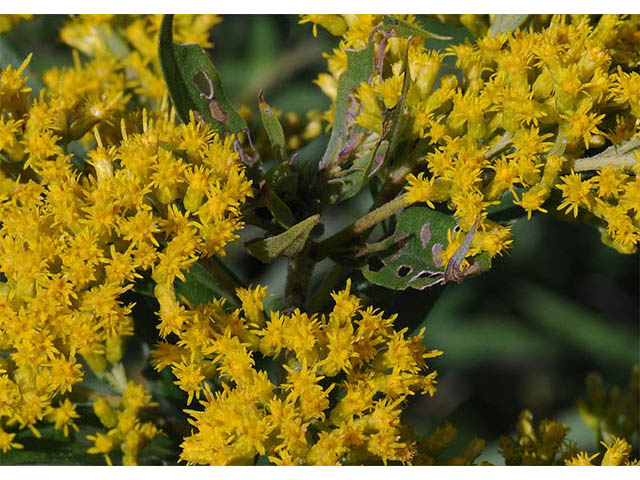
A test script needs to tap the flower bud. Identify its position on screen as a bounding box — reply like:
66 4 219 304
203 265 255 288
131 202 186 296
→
105 334 126 365
83 353 108 373
93 397 118 429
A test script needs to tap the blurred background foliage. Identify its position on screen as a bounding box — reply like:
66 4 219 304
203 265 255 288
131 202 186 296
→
0 14 638 465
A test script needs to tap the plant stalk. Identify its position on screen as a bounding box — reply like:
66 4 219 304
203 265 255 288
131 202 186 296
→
313 194 406 258
284 251 315 310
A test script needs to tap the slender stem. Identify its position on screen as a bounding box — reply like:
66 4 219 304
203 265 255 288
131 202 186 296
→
572 152 638 172
483 131 513 160
284 251 315 310
313 194 406 257
572 136 639 172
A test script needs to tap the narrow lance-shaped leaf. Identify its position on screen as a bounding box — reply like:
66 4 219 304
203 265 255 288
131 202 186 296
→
489 15 529 36
263 185 296 228
370 35 413 173
325 37 414 206
258 89 287 161
382 16 453 40
246 214 321 263
319 42 374 170
158 14 247 133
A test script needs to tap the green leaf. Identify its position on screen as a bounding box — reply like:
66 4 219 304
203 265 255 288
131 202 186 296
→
175 261 235 306
325 141 380 204
382 16 453 40
373 36 412 168
263 185 296 228
158 14 247 133
362 206 490 290
489 15 529 36
319 43 374 170
258 89 287 161
246 214 320 263
322 39 414 205
324 37 413 206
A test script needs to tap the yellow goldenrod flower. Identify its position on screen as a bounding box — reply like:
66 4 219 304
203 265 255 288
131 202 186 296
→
556 171 594 217
45 399 80 437
0 427 23 453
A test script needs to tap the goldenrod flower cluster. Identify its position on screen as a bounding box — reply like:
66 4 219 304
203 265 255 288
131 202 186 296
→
309 14 640 264
413 422 487 465
498 409 638 466
498 409 578 465
1 13 637 467
499 366 639 466
59 14 221 105
87 381 159 466
566 438 638 466
152 279 442 465
0 15 251 464
577 365 639 445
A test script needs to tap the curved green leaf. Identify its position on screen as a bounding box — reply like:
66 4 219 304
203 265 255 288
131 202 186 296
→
263 185 296 228
324 143 380 204
382 16 453 40
258 89 287 161
319 43 374 170
158 14 247 133
246 214 320 263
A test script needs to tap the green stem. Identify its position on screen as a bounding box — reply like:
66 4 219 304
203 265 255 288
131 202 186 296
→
571 136 639 172
284 251 315 310
572 153 638 172
313 194 406 258
483 131 513 160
